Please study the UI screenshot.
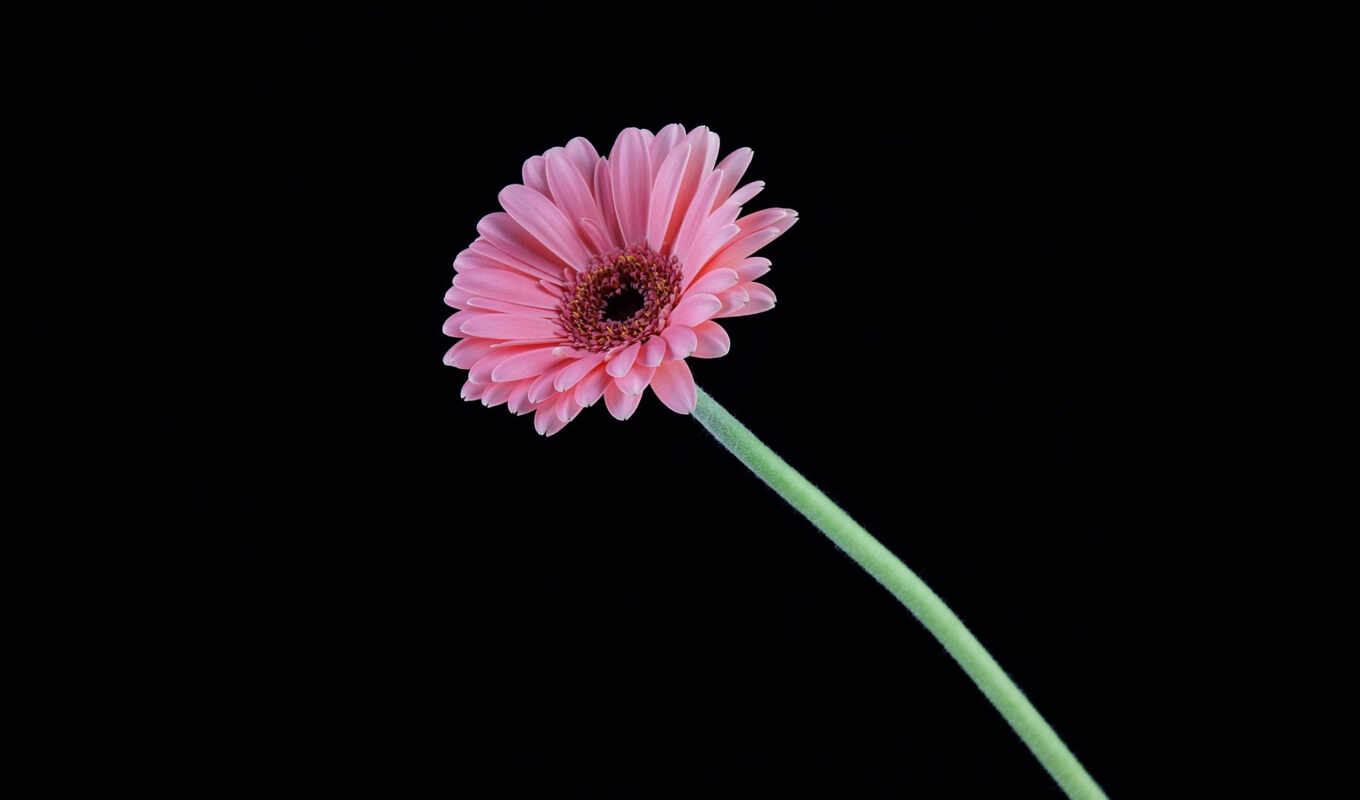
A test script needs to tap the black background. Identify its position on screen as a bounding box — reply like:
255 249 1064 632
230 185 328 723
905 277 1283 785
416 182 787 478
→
144 10 1250 798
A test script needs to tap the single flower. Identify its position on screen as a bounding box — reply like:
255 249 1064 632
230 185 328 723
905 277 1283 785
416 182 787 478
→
442 124 797 435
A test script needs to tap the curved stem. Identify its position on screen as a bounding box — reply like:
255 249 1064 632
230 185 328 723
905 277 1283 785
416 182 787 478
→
691 386 1108 800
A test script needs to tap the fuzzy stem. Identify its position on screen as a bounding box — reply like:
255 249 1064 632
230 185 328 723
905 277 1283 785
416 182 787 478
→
691 386 1108 800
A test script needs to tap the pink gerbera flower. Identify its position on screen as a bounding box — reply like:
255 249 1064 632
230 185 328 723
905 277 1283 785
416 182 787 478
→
442 124 797 435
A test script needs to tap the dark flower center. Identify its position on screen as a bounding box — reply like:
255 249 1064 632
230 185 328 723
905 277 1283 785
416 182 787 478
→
558 245 684 353
602 286 645 322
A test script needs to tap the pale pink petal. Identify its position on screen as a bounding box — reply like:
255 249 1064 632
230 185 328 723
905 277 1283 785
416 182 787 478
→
638 335 668 367
650 359 697 414
604 381 643 420
605 341 641 377
521 155 549 196
668 293 722 327
443 309 493 336
554 391 575 423
735 208 789 233
734 257 772 282
579 217 613 254
647 142 691 252
465 296 556 317
546 148 604 242
609 128 652 246
444 286 472 309
451 247 507 274
592 159 623 248
687 267 740 297
717 282 776 317
772 210 799 234
661 324 698 360
649 123 686 176
663 126 718 248
445 337 498 368
467 240 564 287
453 268 561 309
615 362 655 396
712 148 753 209
690 320 731 358
574 366 610 407
699 227 782 279
528 362 571 404
722 180 765 210
482 380 516 408
461 379 488 401
563 136 600 183
506 379 535 415
715 285 749 315
670 169 724 262
498 184 593 271
475 214 570 282
553 352 605 391
460 314 563 340
491 346 567 382
468 344 550 384
680 223 741 287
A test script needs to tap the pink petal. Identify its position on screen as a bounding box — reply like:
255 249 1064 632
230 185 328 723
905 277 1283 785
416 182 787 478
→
461 379 488 401
528 363 571 404
506 379 535 415
638 335 668 367
460 314 563 340
491 346 567 382
444 286 472 309
445 337 498 368
443 309 492 336
465 296 555 317
467 240 564 288
723 181 765 210
563 136 600 183
715 284 749 315
546 148 604 242
609 128 652 247
647 142 691 252
713 148 753 209
482 380 516 408
650 359 697 414
687 267 740 297
649 123 687 176
735 208 789 233
604 381 643 420
661 324 698 360
453 268 560 309
702 227 782 278
734 257 772 282
574 366 610 407
717 282 776 317
579 217 613 254
498 184 593 271
681 223 741 287
668 293 722 327
664 126 718 249
475 214 569 283
690 320 731 359
593 159 623 248
614 362 655 395
670 169 725 265
605 341 641 377
553 352 606 392
469 344 549 384
521 155 549 196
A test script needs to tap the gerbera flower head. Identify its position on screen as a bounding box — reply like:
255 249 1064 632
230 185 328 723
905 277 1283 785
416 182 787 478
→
442 124 796 436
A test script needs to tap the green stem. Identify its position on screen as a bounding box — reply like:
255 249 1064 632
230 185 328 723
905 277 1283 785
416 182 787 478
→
691 386 1108 800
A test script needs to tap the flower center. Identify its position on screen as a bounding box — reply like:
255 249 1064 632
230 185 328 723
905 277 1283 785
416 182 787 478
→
559 246 683 353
